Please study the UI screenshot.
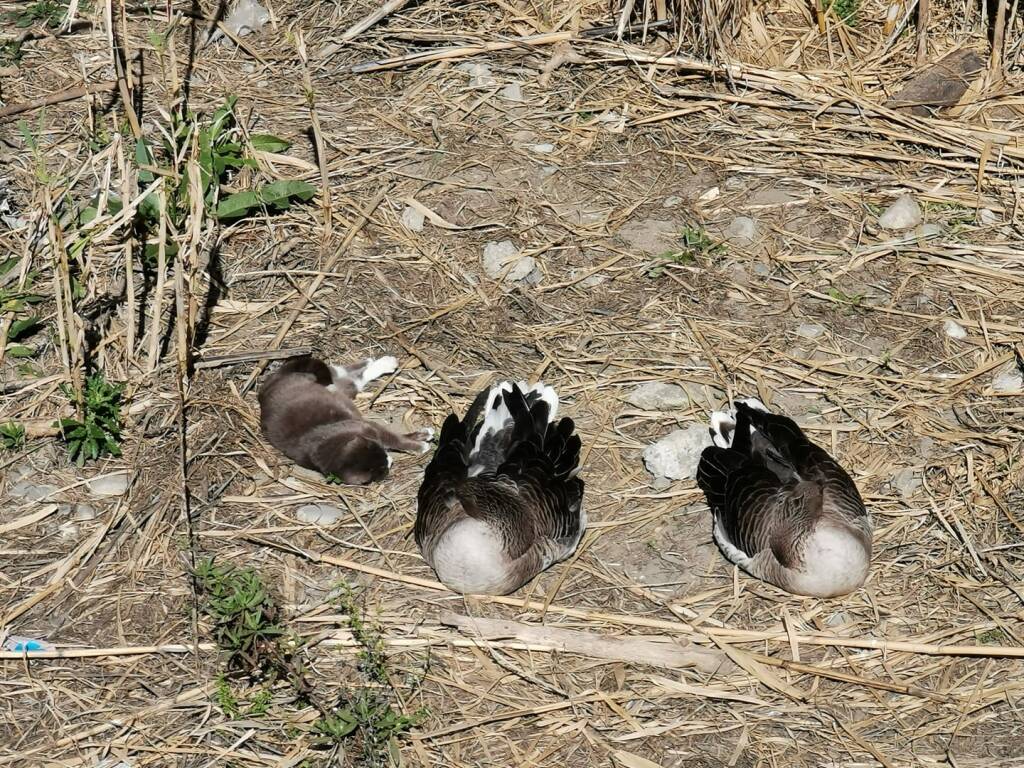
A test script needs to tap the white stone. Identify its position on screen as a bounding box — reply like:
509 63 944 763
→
697 187 720 203
626 382 692 410
662 196 684 208
943 319 967 340
878 194 922 230
992 365 1024 393
597 110 626 133
296 503 345 525
400 205 425 232
58 521 80 540
795 322 826 340
9 481 60 501
530 143 555 154
500 82 524 102
723 216 760 247
978 208 998 225
73 503 98 522
458 61 496 88
482 240 537 282
87 471 129 497
214 0 268 40
642 424 712 482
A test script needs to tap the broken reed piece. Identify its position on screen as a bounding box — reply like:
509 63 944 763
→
349 20 671 74
885 48 985 116
192 346 313 370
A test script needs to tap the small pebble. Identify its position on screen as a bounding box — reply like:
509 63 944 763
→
530 143 555 154
662 196 684 208
795 322 826 340
400 205 425 232
943 318 967 340
697 186 721 203
73 503 98 522
482 240 537 282
500 82 524 102
878 194 922 230
9 481 60 501
87 471 129 497
723 216 760 247
58 521 80 540
296 503 345 525
977 208 998 225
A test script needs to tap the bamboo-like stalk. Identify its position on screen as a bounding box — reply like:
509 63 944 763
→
295 30 331 236
146 185 168 372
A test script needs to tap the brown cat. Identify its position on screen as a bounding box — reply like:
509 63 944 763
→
259 354 433 485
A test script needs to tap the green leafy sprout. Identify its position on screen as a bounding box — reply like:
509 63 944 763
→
56 373 124 465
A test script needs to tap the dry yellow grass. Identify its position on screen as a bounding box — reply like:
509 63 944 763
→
1 0 1022 766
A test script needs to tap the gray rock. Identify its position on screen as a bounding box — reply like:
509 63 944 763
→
878 195 922 230
795 322 826 340
9 481 60 501
530 143 555 154
499 81 524 102
642 424 712 482
751 262 772 277
723 216 760 247
500 81 524 102
662 195 684 208
73 503 98 522
626 382 692 410
400 205 425 232
87 471 129 497
482 240 538 282
296 503 345 525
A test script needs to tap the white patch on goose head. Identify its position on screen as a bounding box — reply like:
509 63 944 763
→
431 517 511 595
736 396 769 413
469 381 514 461
709 410 736 448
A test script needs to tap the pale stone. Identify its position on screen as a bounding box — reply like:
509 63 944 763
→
296 503 345 525
642 424 712 481
878 194 922 230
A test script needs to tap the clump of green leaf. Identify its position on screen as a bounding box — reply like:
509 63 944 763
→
311 585 425 765
1 257 45 360
215 674 242 719
56 373 123 465
0 422 25 451
824 0 858 24
313 691 421 765
0 38 24 66
647 225 724 277
5 0 69 29
129 96 314 229
194 558 290 677
828 286 865 307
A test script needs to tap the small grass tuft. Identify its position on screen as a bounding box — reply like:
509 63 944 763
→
56 373 124 465
0 422 25 451
647 225 724 277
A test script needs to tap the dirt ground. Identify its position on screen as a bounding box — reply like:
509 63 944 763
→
2 1 1023 766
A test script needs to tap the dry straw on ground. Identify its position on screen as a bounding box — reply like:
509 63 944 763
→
1 0 1023 766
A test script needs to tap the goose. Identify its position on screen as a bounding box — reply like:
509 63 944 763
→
415 381 585 595
696 398 872 598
